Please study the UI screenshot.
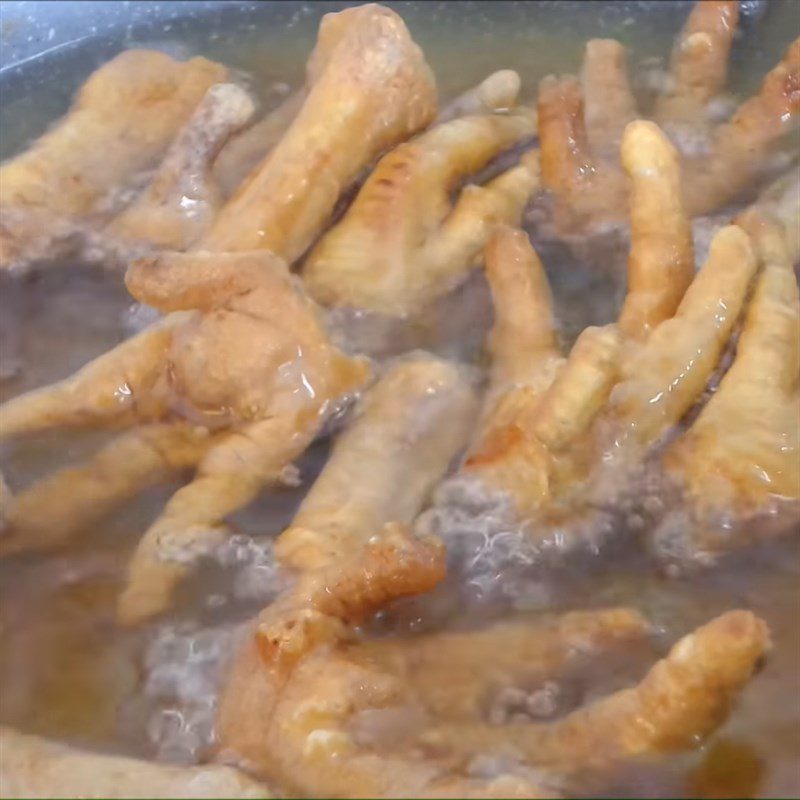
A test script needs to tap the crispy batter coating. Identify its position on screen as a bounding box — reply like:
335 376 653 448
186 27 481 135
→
0 726 269 799
0 50 229 268
303 112 538 316
537 0 799 234
199 4 437 261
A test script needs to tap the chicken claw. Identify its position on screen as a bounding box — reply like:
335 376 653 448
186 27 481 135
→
221 547 767 795
0 50 229 269
217 341 769 797
422 610 770 769
303 111 538 316
256 355 478 661
656 189 800 564
199 4 437 262
537 1 799 234
0 250 369 623
431 119 798 567
462 120 694 518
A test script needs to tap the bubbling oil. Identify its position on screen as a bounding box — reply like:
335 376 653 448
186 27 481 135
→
0 2 799 797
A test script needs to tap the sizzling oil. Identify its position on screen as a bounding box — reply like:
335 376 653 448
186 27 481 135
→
1 2 799 797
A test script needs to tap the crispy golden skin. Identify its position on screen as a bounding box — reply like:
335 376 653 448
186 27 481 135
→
303 111 538 316
199 4 438 262
0 50 229 268
538 1 799 233
454 120 799 563
0 251 369 624
0 726 269 799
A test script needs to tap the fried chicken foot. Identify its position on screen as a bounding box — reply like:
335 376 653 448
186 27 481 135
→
422 610 770 769
0 50 229 269
464 120 695 517
221 608 651 799
222 598 767 797
450 120 798 565
0 251 369 624
656 207 800 562
684 38 800 216
256 356 478 660
303 111 538 316
0 726 269 799
538 1 799 233
653 0 740 136
217 338 769 797
199 4 437 261
104 83 256 252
